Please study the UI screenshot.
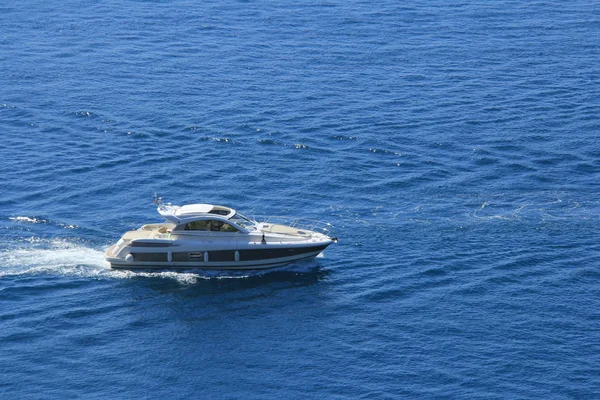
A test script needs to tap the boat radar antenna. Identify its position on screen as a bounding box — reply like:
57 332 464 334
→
153 193 164 207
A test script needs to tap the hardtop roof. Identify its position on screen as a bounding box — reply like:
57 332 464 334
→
158 203 236 223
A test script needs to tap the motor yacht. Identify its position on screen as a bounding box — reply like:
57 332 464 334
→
105 197 337 269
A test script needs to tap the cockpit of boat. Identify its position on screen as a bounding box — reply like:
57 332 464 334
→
156 201 258 234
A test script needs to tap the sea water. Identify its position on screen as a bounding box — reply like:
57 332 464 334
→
1 0 599 398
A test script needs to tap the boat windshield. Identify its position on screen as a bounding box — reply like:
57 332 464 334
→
229 212 256 231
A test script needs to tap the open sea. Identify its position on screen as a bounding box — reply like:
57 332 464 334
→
1 0 600 398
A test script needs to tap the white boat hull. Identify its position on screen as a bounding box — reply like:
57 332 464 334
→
106 242 331 270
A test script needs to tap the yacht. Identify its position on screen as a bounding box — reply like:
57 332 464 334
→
105 197 337 269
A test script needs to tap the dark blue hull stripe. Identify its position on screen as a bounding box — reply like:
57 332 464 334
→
109 244 330 270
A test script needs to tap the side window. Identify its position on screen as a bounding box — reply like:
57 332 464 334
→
183 220 239 232
219 222 239 232
207 220 235 232
185 220 209 231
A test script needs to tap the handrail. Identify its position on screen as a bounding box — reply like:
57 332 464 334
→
257 216 335 237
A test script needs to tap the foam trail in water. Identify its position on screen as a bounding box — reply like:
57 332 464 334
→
0 238 109 277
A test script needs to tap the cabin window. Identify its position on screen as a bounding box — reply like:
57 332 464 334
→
184 220 239 232
218 222 239 232
185 220 210 231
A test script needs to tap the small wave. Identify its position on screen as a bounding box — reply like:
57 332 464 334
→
330 134 358 141
469 197 581 222
9 216 47 224
257 139 281 145
74 110 95 118
198 137 234 143
8 216 78 230
368 148 401 156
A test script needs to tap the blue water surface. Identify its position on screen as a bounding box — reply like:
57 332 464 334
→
1 0 600 398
